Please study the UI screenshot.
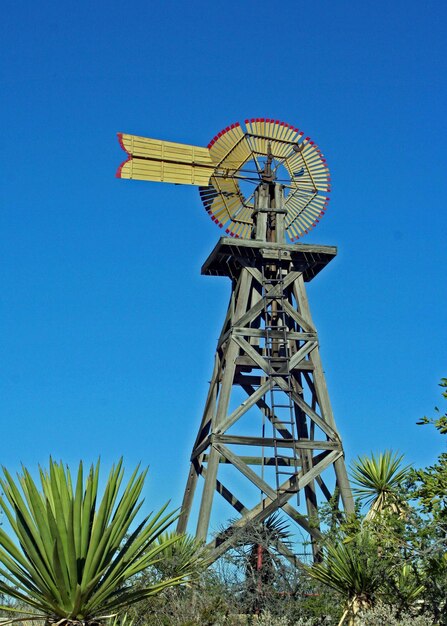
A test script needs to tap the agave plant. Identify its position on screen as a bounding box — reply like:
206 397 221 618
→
0 459 198 625
350 451 410 519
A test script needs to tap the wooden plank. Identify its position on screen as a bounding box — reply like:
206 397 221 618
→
216 379 273 434
274 184 286 243
119 157 213 186
234 373 264 386
231 271 300 330
212 443 325 541
209 489 300 569
232 327 317 341
288 340 318 370
232 295 268 330
214 443 279 500
190 353 220 452
215 479 247 514
266 373 339 441
204 455 302 467
290 390 339 441
201 239 337 281
215 298 235 350
282 299 315 333
191 435 212 460
215 435 340 450
226 346 335 445
234 356 314 370
315 475 333 502
234 336 319 406
242 264 264 286
233 335 276 377
216 237 337 257
215 270 253 428
239 382 295 439
178 353 222 533
212 445 319 556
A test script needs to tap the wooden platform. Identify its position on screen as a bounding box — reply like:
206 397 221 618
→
202 237 337 282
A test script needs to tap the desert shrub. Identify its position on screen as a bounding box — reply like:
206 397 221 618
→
358 602 434 625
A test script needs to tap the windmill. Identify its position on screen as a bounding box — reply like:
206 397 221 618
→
116 118 354 563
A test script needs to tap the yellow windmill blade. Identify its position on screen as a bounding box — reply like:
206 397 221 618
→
116 133 214 186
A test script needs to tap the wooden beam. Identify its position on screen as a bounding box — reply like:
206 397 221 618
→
215 435 340 450
282 299 315 333
234 356 314 370
203 455 302 466
216 378 274 435
288 340 318 370
191 435 212 460
232 327 317 341
239 382 295 439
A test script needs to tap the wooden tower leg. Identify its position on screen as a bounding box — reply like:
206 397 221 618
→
195 269 253 540
177 354 220 534
293 275 354 514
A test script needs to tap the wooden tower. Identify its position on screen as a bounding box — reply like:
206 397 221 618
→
117 118 354 563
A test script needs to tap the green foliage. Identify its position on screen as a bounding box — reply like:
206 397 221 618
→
416 378 447 433
125 569 232 626
153 531 209 579
306 529 385 617
212 513 296 616
0 459 196 623
124 381 447 625
410 378 447 518
388 563 424 608
306 522 430 624
253 610 291 626
0 380 446 626
404 379 447 622
350 450 410 518
306 446 435 624
359 602 434 626
109 613 134 626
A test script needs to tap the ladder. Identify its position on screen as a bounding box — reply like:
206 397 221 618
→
261 252 300 500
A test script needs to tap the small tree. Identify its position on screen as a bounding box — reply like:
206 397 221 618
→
306 529 386 626
407 377 447 623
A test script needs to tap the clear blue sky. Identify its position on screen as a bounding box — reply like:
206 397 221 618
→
1 1 446 529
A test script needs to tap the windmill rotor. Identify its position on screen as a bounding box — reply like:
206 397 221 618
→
117 118 331 241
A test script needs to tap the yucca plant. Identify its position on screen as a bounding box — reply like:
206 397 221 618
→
0 459 198 625
306 530 386 626
393 563 424 607
350 451 410 519
153 531 208 579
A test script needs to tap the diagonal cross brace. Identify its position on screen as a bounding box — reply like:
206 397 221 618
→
209 448 342 561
